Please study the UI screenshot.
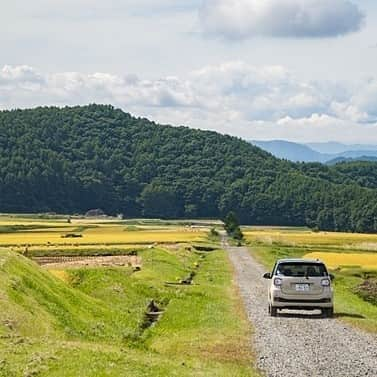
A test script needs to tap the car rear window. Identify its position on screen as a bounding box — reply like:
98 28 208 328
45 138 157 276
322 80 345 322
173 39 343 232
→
276 263 327 277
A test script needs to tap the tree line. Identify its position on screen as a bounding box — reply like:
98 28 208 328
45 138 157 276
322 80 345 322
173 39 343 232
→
0 105 376 233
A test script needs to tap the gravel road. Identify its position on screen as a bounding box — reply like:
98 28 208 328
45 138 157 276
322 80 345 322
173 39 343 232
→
226 243 377 377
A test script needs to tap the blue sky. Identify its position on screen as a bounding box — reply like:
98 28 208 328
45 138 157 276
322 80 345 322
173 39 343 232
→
1 0 377 143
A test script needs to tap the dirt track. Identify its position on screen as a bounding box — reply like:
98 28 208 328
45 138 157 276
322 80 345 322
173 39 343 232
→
226 243 377 377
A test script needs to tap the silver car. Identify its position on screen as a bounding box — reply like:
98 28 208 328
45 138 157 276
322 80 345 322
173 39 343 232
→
263 258 334 317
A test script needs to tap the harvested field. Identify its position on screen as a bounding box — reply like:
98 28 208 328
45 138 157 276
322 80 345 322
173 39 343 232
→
35 255 142 269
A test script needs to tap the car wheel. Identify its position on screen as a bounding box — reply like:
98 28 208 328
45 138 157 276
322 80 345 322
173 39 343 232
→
269 305 278 317
323 307 334 318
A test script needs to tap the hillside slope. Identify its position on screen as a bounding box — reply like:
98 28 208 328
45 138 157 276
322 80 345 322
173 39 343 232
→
0 105 377 232
298 161 377 190
0 250 129 340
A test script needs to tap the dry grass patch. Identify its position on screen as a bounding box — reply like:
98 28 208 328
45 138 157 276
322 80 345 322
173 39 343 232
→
49 270 70 283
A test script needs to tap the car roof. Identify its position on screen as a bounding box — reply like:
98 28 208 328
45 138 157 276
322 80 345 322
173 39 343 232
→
276 258 324 264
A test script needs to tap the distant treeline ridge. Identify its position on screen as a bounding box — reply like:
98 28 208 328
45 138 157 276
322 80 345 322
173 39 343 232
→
0 105 377 233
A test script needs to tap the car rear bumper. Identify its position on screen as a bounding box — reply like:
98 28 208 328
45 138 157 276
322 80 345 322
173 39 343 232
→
270 290 333 309
271 297 333 309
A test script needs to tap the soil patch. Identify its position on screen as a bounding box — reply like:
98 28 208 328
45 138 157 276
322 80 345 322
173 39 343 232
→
34 255 142 269
355 278 377 305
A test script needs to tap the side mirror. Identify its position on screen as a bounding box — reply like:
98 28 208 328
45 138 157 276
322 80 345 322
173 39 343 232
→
329 274 335 281
263 272 272 279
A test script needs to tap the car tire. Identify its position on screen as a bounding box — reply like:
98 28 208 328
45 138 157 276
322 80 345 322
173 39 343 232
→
323 307 334 318
269 305 278 317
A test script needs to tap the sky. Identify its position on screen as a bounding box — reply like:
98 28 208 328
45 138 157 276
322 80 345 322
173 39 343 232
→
1 0 377 143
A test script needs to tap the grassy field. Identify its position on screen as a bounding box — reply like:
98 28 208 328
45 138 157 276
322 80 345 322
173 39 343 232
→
245 226 377 333
0 216 258 377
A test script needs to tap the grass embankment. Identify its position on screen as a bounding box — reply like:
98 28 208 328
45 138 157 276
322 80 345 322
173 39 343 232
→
0 245 257 376
245 227 377 333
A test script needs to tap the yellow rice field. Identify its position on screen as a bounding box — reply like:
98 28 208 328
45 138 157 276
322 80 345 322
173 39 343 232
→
0 229 205 246
304 252 377 270
0 217 208 248
3 244 146 255
244 227 377 249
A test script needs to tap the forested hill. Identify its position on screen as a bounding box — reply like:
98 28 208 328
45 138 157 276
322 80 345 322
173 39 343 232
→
1 105 377 233
297 161 377 190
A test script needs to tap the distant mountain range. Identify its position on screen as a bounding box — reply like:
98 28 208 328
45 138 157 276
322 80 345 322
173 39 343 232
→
251 140 377 163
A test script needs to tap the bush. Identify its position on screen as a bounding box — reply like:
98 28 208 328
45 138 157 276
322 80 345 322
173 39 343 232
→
210 228 219 237
224 212 244 240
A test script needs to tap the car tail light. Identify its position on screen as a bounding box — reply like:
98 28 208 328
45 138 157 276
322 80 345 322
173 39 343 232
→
274 278 282 287
321 279 330 287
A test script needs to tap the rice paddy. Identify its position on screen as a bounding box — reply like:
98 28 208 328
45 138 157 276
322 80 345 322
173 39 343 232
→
304 252 377 271
244 226 377 250
245 226 377 273
0 217 208 255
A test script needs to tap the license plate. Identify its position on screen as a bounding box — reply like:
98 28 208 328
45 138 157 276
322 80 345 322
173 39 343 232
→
295 284 310 292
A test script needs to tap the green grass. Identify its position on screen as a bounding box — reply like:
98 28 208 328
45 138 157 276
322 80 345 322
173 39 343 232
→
249 241 377 333
0 244 258 376
148 251 253 369
0 251 129 341
332 274 377 332
26 247 141 257
249 244 307 269
0 224 66 233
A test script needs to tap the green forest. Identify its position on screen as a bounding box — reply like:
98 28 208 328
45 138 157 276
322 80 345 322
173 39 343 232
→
1 104 377 233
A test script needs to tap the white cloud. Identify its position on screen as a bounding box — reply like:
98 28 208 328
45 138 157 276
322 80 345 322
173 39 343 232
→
243 115 377 143
1 62 377 143
199 0 365 39
350 79 377 120
0 65 44 86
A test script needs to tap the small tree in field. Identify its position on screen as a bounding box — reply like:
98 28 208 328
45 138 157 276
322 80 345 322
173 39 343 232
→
224 212 244 241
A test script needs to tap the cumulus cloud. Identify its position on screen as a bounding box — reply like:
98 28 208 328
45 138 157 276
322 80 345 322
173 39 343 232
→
0 65 44 86
0 66 200 110
1 62 377 143
249 114 377 143
199 0 365 39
